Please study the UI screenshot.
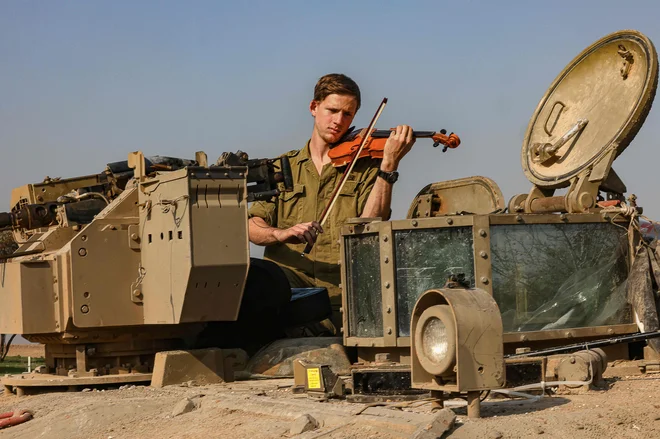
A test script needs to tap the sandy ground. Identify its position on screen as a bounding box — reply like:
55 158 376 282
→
1 362 658 439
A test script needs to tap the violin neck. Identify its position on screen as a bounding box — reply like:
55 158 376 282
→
371 130 437 138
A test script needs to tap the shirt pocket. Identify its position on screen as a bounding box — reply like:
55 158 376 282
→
278 183 305 228
330 181 361 248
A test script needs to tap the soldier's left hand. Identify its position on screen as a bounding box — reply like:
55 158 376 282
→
381 125 415 171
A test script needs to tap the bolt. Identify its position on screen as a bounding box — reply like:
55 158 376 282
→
480 276 489 285
130 233 139 241
384 281 391 289
205 172 211 177
78 248 87 257
608 328 614 334
516 215 523 222
570 357 576 364
411 220 418 227
387 327 392 335
224 172 229 177
383 235 389 242
446 218 453 225
480 251 488 259
560 213 567 221
81 305 90 314
190 173 195 177
479 229 487 237
386 306 392 314
132 289 141 298
521 335 528 342
384 256 389 263
81 235 88 242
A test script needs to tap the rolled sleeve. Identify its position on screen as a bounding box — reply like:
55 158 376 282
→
248 200 277 227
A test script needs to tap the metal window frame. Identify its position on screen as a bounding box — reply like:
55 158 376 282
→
341 213 637 348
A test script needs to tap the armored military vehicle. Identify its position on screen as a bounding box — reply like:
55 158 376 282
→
1 29 659 420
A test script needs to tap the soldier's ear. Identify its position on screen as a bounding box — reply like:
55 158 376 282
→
309 100 319 117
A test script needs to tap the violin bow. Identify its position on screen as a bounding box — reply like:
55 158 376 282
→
302 97 388 256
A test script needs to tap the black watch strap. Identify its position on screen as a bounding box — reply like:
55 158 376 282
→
377 169 399 184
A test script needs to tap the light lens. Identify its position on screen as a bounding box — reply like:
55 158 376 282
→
422 317 449 364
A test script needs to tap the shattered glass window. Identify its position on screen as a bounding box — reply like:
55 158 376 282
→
490 223 631 332
395 227 475 336
345 234 383 337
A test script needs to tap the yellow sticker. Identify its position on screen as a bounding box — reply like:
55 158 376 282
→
306 367 322 390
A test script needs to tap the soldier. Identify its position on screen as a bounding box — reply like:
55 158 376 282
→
248 73 415 330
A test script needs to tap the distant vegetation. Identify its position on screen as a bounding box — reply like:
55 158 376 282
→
0 230 17 257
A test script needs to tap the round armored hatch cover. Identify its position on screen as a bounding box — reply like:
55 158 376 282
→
522 30 658 188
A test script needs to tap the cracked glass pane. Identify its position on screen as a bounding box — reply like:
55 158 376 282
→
345 234 383 337
395 227 475 336
490 223 631 332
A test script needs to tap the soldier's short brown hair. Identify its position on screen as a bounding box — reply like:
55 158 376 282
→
313 73 361 110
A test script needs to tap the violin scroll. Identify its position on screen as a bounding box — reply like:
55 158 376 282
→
431 129 461 152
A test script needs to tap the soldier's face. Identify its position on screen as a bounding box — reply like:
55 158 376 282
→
310 94 358 144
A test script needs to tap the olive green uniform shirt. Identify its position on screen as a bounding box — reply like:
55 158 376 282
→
248 142 381 306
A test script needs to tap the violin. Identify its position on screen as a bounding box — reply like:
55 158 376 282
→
328 127 461 167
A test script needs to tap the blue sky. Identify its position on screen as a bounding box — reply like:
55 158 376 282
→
1 0 659 227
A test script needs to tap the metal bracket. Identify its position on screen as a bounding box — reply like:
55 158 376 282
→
531 119 588 164
618 44 634 80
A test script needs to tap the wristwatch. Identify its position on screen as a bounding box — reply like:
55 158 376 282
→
377 169 399 184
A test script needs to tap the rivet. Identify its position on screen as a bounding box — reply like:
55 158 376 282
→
205 172 211 177
81 305 90 314
560 213 567 221
384 281 391 288
516 215 523 222
607 328 614 334
383 235 389 242
384 256 389 263
78 248 87 257
224 172 229 177
81 235 88 242
480 251 488 259
386 306 392 314
446 218 453 225
520 335 528 342
190 173 195 177
411 220 418 227
132 289 141 298
480 276 489 284
130 233 139 241
565 331 573 338
387 327 392 335
479 229 487 237
239 172 244 177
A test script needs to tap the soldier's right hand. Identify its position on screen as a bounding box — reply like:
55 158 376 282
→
273 221 323 245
